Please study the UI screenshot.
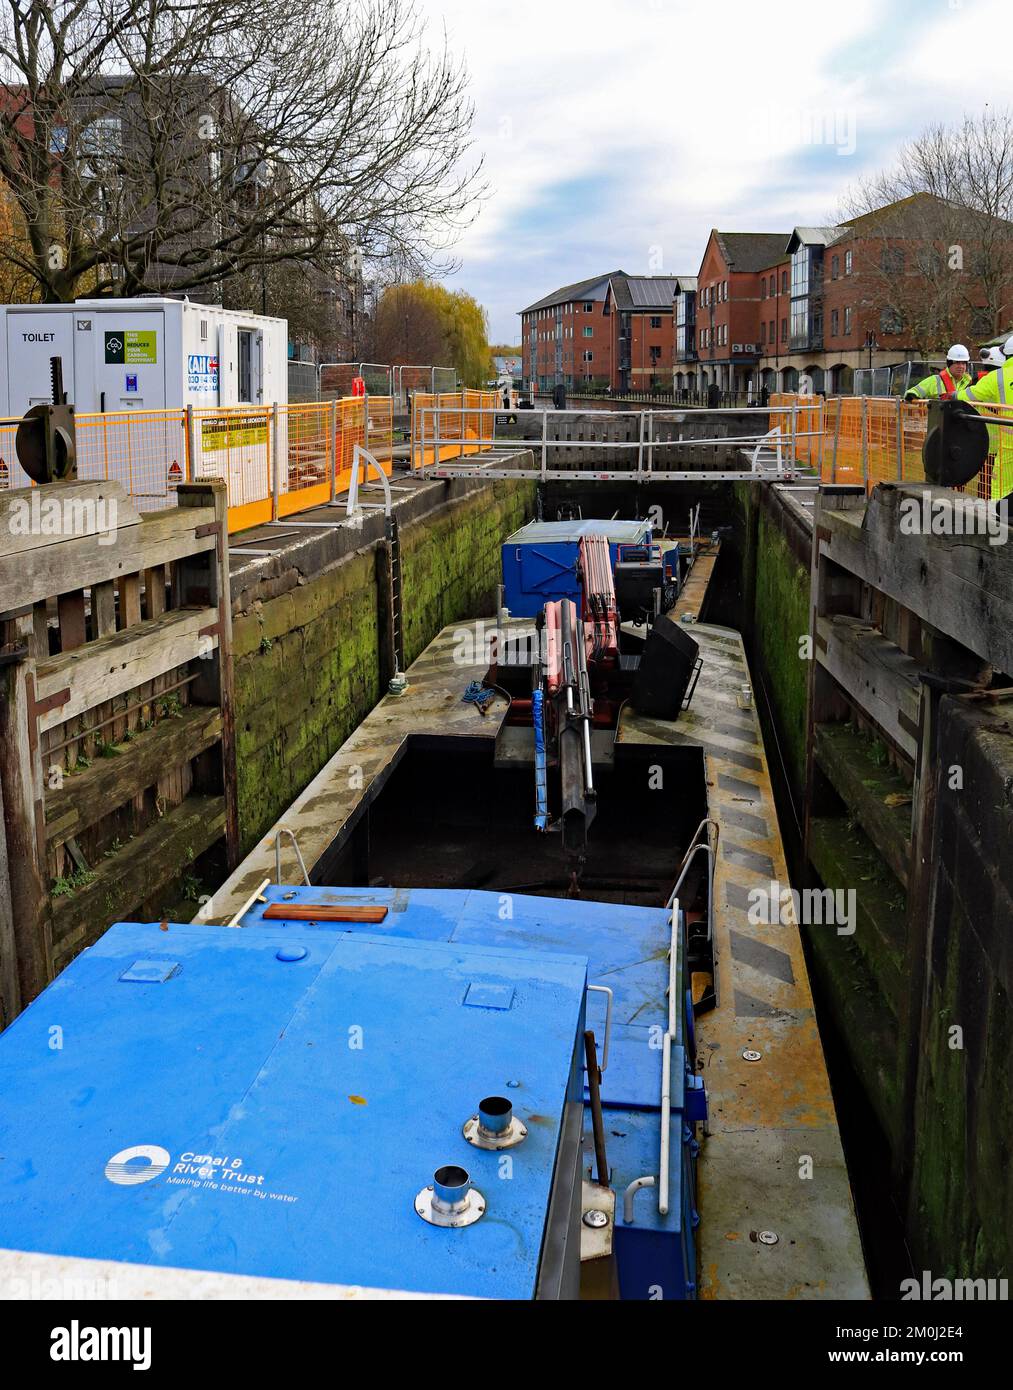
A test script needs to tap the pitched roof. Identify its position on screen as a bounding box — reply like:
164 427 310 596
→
785 226 844 253
673 275 698 293
519 271 622 315
606 274 682 310
713 231 792 272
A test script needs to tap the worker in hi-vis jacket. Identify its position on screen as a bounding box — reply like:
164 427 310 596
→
904 344 972 400
957 335 1013 500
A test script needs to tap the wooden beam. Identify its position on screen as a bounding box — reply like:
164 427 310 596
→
91 580 117 638
0 505 216 616
51 794 226 968
0 771 16 1028
262 904 388 924
818 484 1013 675
45 706 223 847
57 591 87 651
814 724 912 889
0 481 140 557
0 614 51 1005
34 605 218 733
119 573 142 630
177 482 240 869
816 614 921 761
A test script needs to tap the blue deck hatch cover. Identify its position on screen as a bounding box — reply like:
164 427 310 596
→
463 982 515 1009
118 960 180 983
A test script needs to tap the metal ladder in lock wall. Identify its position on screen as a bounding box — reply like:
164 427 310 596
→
387 514 405 675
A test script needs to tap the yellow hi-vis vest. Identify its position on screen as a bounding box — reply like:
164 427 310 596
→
959 364 1013 499
906 366 965 400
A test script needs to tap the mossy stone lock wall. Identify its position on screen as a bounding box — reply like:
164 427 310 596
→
232 547 381 857
399 480 534 668
735 482 810 807
741 480 1013 1285
232 478 535 855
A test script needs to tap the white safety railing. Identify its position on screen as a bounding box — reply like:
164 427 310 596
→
413 404 823 483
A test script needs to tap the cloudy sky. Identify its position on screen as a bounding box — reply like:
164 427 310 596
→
423 0 1010 343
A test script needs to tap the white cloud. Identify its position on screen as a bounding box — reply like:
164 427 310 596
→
419 0 1011 339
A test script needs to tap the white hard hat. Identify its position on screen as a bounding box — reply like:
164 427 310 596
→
946 344 970 363
1004 334 1013 358
980 346 1006 368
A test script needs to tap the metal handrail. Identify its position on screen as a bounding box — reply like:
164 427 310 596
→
587 984 614 1071
273 826 310 886
345 444 392 520
670 817 720 943
659 897 680 1217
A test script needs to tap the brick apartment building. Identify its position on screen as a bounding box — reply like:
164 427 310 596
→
675 231 788 398
523 195 1010 401
520 271 682 393
680 196 1006 397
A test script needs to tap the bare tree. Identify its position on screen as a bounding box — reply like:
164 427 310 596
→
839 111 1013 354
0 0 484 302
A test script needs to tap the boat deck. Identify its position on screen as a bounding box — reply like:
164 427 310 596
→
209 574 868 1300
619 623 868 1298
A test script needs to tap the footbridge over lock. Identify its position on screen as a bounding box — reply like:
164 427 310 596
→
410 401 816 483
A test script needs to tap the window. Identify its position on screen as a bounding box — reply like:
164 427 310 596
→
845 250 853 275
80 115 123 162
791 245 810 299
761 280 767 300
880 307 903 334
760 321 766 343
830 309 839 336
781 270 788 292
781 318 788 342
881 247 905 275
791 301 808 344
770 274 776 296
238 330 255 402
583 326 593 338
769 319 775 343
650 316 662 329
650 345 661 364
583 350 593 362
584 301 594 312
831 255 839 280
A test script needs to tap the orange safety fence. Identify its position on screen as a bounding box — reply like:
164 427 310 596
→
191 405 274 531
409 389 498 468
0 397 395 535
767 393 1013 500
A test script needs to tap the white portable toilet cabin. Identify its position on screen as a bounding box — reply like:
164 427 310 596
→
0 298 289 506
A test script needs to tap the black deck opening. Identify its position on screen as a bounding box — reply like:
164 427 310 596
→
320 737 707 908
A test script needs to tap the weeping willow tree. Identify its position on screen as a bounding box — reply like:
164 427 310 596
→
370 280 490 387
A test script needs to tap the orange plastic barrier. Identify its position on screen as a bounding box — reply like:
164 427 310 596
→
0 397 396 535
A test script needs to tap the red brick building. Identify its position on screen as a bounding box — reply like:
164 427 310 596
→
520 271 615 392
520 271 682 393
756 196 1006 394
675 230 789 398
